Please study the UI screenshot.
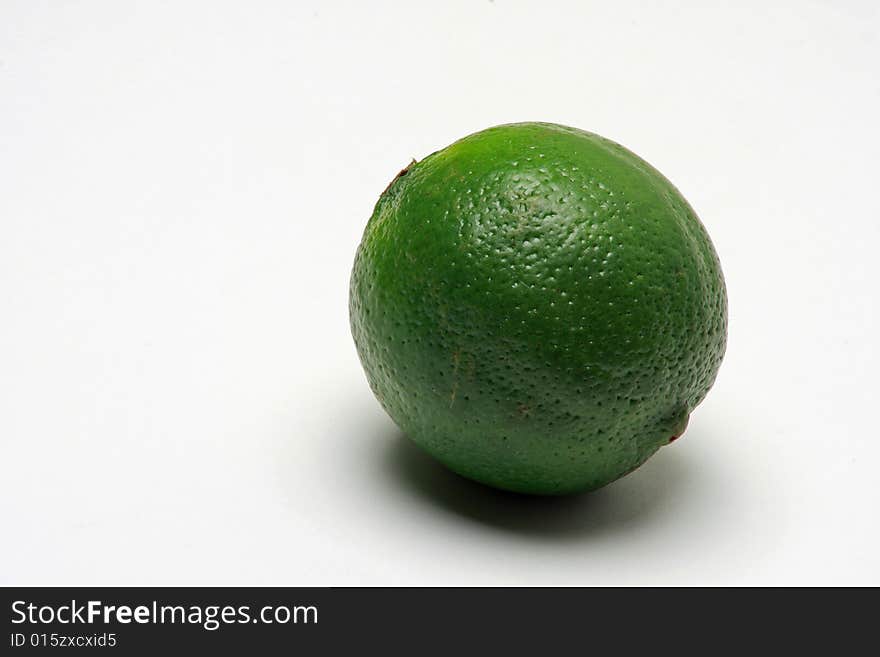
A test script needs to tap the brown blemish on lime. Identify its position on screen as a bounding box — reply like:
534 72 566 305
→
382 158 418 195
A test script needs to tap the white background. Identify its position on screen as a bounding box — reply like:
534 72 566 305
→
1 1 878 586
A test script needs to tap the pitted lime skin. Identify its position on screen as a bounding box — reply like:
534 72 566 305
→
350 122 727 495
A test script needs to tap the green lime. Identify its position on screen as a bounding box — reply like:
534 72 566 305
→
350 122 727 495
